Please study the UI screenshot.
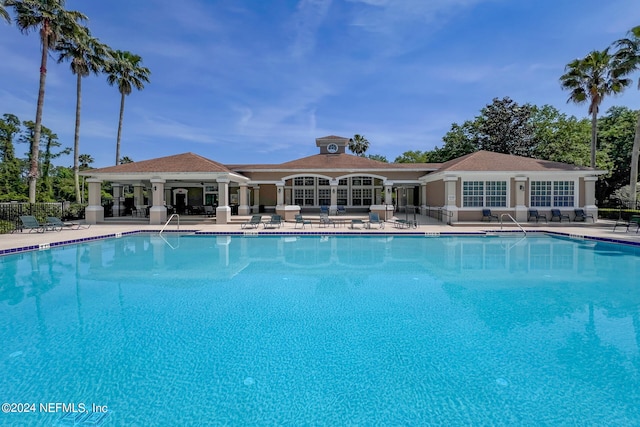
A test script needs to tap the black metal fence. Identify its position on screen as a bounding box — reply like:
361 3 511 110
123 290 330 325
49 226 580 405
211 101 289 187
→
0 202 65 234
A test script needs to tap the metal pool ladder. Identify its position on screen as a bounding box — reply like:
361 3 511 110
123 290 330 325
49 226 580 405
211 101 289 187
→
500 213 526 236
160 214 180 235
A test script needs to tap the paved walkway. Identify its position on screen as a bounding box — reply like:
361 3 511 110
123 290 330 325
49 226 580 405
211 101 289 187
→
2 215 639 254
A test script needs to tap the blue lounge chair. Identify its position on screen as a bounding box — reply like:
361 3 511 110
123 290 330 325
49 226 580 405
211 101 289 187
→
319 214 335 228
18 215 46 233
573 208 594 222
46 216 90 230
350 219 364 229
481 209 498 222
263 214 283 228
241 214 262 229
551 209 570 222
528 209 547 222
320 205 329 215
366 212 385 229
336 205 347 215
294 214 312 229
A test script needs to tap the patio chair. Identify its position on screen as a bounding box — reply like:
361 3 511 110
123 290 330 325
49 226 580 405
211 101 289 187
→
320 205 329 215
528 209 547 222
366 212 385 229
336 205 347 215
319 213 335 228
46 216 90 230
550 209 570 222
613 215 640 233
573 208 594 222
481 209 498 222
263 214 283 229
294 214 312 229
241 214 262 229
18 215 46 233
203 205 215 217
350 219 364 229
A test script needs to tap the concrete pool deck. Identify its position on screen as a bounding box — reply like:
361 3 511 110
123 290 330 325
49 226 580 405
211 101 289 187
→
2 215 639 255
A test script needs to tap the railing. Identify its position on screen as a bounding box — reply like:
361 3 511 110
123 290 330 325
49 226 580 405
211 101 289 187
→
500 213 526 235
0 202 65 234
159 214 180 235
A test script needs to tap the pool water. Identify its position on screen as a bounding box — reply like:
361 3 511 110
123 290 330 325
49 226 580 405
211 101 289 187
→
1 234 639 426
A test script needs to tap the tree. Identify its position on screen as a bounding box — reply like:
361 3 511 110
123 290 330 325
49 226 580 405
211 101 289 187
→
78 153 94 169
20 120 70 200
0 114 26 199
0 1 11 23
348 134 370 156
366 154 388 163
613 25 640 208
475 97 537 157
105 50 150 165
119 156 134 164
5 0 87 202
394 150 430 163
57 25 110 203
560 48 632 168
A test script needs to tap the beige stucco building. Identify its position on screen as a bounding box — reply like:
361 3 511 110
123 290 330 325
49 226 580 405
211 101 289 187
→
81 135 605 225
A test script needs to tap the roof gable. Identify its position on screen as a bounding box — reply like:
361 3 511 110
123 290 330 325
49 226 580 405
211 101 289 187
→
438 150 594 172
88 153 234 174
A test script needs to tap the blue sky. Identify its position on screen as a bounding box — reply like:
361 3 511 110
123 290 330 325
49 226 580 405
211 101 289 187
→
1 0 639 168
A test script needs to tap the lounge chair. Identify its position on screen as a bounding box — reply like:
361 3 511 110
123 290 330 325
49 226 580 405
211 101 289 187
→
263 214 283 229
390 217 412 228
350 219 364 229
46 216 90 230
366 212 385 229
613 215 640 233
319 213 335 228
481 209 498 222
294 214 312 229
203 205 215 217
573 208 594 222
241 214 262 229
528 209 547 222
336 205 347 215
550 209 570 222
18 215 46 233
320 205 329 215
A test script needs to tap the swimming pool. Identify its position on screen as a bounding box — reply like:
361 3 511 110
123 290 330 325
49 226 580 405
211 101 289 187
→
1 234 639 425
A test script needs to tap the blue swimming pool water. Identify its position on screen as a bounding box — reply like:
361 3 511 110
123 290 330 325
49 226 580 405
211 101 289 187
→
1 234 639 426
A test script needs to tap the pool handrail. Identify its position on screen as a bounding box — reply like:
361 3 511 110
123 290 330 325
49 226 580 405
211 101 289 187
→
500 213 526 235
160 213 180 234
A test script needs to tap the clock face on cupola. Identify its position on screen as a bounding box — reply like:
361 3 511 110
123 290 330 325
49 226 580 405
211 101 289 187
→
316 136 348 154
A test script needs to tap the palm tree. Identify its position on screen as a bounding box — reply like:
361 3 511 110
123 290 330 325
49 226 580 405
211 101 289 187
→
57 25 110 203
6 0 87 202
0 1 11 23
348 134 370 156
560 48 632 168
613 25 640 208
78 153 94 169
104 50 150 165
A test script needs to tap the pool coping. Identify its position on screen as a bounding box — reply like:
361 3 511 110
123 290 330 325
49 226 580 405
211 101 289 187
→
2 226 639 257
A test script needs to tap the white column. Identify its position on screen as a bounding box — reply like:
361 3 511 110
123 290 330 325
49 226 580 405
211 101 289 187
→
514 176 528 222
216 178 231 224
133 183 144 208
443 176 458 223
252 186 260 213
112 183 124 217
238 183 250 215
276 182 285 207
330 179 338 213
149 178 167 225
584 176 598 220
85 178 104 224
